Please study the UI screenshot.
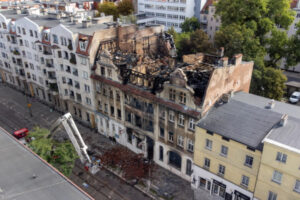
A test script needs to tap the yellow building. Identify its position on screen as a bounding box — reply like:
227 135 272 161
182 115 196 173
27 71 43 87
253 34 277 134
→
193 92 300 200
254 116 300 200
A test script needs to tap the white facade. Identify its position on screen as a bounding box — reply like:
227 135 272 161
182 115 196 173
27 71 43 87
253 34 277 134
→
200 5 221 42
137 0 207 32
155 141 193 181
192 165 253 200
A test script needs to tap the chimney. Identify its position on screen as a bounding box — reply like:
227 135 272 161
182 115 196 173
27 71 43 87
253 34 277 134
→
82 20 91 28
234 54 243 65
267 99 275 109
220 57 228 67
219 47 224 57
279 114 288 126
221 93 230 103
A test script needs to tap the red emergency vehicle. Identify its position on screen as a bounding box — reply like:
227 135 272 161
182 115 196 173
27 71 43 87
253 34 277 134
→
13 128 29 139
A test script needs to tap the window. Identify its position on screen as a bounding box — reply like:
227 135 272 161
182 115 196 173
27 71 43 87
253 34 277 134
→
245 155 253 167
220 145 228 157
241 175 249 187
83 71 88 79
159 146 164 161
79 41 88 51
117 109 121 119
34 31 38 38
84 84 90 93
188 118 195 130
169 110 175 122
276 152 287 163
204 158 210 168
272 170 282 184
108 69 112 78
268 191 277 200
110 106 114 116
73 68 78 76
168 132 174 142
205 139 212 150
127 132 132 144
116 92 120 101
187 139 194 152
86 112 90 122
81 57 87 65
294 180 300 193
179 92 186 104
160 127 164 138
186 159 192 176
53 34 58 44
85 97 92 105
177 135 184 147
169 89 176 101
58 51 62 58
178 114 184 126
64 89 68 96
218 164 225 175
22 28 26 35
30 30 33 37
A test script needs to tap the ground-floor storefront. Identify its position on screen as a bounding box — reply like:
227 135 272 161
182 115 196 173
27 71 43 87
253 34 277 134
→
192 165 252 200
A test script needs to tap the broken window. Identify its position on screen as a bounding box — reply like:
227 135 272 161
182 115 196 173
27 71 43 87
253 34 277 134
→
169 89 176 101
168 131 174 142
169 151 181 169
160 127 164 138
179 92 186 104
159 146 164 161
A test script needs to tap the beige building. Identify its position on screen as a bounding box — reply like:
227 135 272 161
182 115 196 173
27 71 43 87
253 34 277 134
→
92 49 254 180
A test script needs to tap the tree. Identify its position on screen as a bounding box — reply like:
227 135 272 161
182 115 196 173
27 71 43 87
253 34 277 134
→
100 146 155 181
27 127 78 176
97 2 118 20
251 67 287 100
215 0 294 99
180 17 200 33
117 0 134 16
175 29 214 58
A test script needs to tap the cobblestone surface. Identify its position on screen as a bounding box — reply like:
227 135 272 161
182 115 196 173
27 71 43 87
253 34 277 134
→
0 84 196 200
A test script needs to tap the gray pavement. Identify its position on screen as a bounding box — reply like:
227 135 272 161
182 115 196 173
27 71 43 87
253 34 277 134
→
0 84 195 200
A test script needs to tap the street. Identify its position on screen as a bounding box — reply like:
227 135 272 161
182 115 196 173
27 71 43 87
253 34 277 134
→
0 84 194 200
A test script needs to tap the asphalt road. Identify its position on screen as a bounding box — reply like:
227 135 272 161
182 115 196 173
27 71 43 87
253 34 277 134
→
0 84 151 200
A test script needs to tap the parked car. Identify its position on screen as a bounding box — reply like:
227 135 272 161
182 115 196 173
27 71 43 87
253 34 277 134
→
289 91 300 104
13 128 29 139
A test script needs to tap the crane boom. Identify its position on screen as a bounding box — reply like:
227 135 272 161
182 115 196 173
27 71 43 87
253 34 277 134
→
50 113 91 164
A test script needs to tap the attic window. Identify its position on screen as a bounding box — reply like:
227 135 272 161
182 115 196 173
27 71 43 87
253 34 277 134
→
79 41 88 51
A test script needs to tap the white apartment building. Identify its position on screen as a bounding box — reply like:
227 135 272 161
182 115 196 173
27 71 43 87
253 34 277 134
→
199 0 220 42
137 0 208 32
0 7 113 128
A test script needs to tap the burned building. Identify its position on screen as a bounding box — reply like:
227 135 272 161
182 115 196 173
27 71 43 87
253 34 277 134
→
91 46 253 181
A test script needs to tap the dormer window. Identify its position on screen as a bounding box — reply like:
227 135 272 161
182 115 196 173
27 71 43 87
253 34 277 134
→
44 33 49 41
79 41 88 51
169 89 176 101
179 92 186 104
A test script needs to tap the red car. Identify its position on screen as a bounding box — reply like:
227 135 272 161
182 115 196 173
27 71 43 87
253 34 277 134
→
13 128 29 139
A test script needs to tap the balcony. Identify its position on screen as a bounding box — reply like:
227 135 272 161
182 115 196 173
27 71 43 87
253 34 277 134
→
43 51 52 55
12 50 20 56
46 63 54 68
